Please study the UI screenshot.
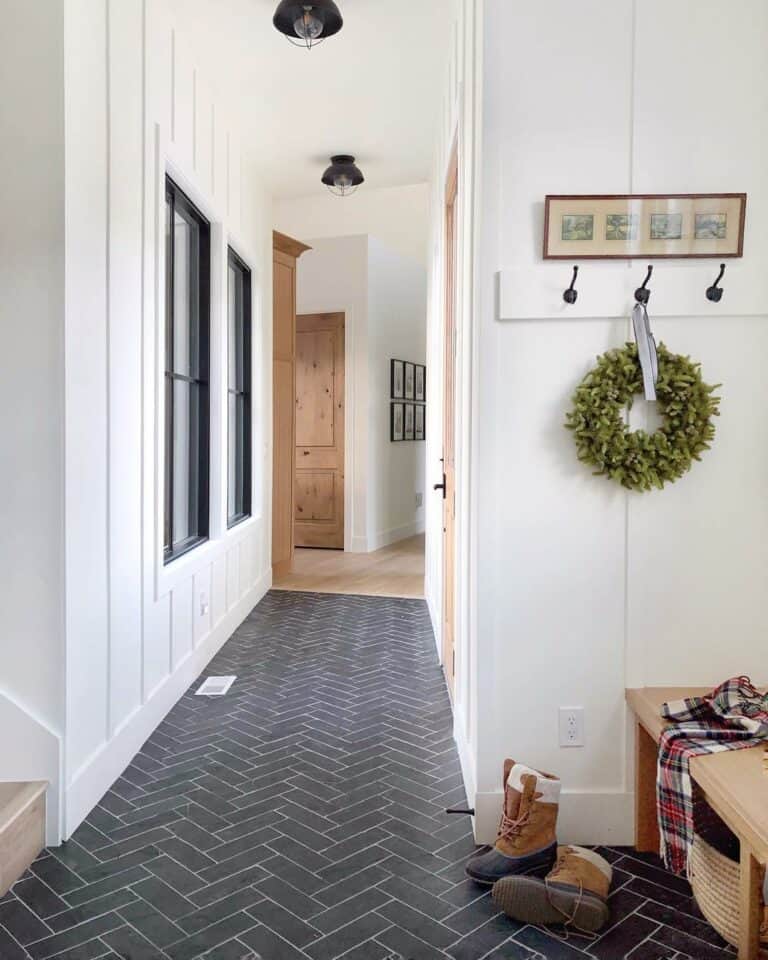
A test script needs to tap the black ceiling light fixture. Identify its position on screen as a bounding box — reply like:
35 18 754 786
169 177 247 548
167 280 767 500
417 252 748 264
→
273 1 343 49
322 155 364 197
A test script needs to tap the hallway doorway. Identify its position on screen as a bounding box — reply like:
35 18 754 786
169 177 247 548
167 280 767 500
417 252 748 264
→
274 533 425 599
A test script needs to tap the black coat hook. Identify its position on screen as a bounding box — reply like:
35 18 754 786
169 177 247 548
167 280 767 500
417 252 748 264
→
635 265 653 304
563 265 579 304
706 263 726 303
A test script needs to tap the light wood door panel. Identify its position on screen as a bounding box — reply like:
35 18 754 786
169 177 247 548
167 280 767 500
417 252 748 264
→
295 313 345 549
442 143 458 694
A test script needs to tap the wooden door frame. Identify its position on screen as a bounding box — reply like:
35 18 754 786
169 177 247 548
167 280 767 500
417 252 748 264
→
272 231 310 579
294 312 345 550
442 138 459 691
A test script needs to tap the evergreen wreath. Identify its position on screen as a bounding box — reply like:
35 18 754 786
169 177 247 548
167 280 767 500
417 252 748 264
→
565 343 721 492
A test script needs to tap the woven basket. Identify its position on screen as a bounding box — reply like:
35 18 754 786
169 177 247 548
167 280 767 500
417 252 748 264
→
690 834 768 950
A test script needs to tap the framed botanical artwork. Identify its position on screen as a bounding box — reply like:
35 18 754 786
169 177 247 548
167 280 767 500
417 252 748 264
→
543 194 747 259
404 362 415 400
415 364 426 402
414 404 425 441
391 402 404 442
404 403 415 441
391 359 404 399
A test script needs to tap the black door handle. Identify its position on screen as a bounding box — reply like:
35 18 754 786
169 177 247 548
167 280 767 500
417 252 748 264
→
434 474 446 498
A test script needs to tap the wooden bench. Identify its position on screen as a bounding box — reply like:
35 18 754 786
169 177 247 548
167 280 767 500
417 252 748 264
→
0 782 47 897
627 687 767 960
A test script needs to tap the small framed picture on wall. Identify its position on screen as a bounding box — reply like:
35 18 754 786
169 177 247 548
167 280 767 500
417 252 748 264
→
415 404 425 441
391 359 404 399
391 402 404 441
404 403 415 441
404 362 415 400
415 365 426 402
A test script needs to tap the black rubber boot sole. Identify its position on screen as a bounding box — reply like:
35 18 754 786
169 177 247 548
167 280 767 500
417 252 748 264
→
464 843 557 886
492 877 609 932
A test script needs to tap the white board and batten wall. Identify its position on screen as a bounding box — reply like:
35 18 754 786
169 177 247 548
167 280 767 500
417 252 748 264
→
467 0 768 844
58 0 272 841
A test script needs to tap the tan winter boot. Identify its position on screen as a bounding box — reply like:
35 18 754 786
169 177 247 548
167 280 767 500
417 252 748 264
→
464 760 560 885
492 845 612 933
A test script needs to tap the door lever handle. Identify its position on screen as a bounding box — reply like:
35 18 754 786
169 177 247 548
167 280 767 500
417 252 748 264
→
433 474 447 499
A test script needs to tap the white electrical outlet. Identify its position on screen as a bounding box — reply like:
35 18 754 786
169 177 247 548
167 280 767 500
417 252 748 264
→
415 492 423 508
559 707 585 747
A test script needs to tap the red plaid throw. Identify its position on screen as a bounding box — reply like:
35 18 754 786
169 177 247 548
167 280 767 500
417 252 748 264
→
658 676 768 875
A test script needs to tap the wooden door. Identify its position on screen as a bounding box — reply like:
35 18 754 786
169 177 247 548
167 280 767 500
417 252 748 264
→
295 313 345 549
272 232 310 578
442 143 459 693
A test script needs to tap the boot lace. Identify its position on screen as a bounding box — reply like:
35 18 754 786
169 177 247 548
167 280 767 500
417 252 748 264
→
544 850 597 941
497 810 531 845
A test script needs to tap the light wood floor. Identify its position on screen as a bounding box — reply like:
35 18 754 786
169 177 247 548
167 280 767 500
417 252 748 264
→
273 534 425 599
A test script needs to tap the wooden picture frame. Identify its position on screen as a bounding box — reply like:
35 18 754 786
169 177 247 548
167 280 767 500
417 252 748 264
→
404 362 415 400
415 364 426 402
391 359 404 399
391 402 404 442
414 404 425 441
543 193 747 260
404 403 415 441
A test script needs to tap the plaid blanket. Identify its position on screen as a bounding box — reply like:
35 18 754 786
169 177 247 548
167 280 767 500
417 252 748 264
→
657 676 768 875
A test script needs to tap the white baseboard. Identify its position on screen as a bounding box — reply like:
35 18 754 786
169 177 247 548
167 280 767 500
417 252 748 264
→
63 569 271 839
368 519 425 553
473 788 634 847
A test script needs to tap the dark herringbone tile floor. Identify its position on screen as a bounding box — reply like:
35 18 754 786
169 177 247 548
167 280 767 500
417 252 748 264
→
2 592 735 959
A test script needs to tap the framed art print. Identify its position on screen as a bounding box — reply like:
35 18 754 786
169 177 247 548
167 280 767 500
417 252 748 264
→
415 365 426 402
543 194 746 259
391 359 404 399
414 404 425 441
404 362 415 400
404 403 415 441
391 402 404 441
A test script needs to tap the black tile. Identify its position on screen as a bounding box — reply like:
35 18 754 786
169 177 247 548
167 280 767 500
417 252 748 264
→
13 876 68 918
127 876 195 921
376 900 457 950
0 921 33 960
0 896 53 943
305 910 391 960
239 924 309 960
177 887 262 936
118 897 185 948
375 924 450 960
102 925 165 960
590 912 659 959
311 887 391 935
245 898 321 948
164 911 257 960
47 889 139 934
26 913 124 959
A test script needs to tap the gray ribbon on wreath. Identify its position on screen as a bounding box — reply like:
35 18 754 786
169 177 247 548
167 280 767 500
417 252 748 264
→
632 302 658 402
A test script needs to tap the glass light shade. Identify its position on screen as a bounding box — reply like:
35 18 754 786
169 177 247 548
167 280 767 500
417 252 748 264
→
294 9 323 40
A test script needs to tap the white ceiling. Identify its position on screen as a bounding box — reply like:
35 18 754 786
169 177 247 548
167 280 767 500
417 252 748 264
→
170 0 454 198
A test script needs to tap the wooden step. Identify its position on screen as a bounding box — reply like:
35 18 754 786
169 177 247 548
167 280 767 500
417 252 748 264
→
0 782 47 896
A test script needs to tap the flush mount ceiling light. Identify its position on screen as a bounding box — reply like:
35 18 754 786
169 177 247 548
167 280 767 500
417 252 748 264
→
273 1 343 49
322 155 364 197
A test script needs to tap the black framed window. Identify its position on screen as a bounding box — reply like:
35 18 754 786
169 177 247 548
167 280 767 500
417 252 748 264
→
227 248 252 527
164 177 210 563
